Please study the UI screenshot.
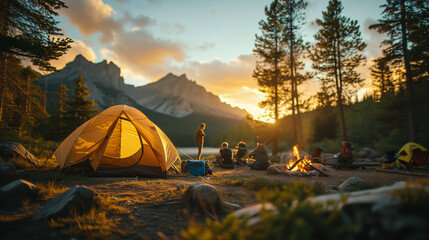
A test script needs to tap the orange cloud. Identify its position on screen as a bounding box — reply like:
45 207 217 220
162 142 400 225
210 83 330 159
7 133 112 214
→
61 0 122 43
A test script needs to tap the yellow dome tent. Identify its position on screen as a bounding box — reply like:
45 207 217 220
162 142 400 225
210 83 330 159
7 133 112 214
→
395 142 428 168
53 105 180 177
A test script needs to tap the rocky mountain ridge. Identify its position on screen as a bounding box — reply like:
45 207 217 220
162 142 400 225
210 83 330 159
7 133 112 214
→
40 55 247 119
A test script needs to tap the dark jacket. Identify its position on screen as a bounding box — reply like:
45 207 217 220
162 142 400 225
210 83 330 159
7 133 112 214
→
219 148 233 164
249 148 270 170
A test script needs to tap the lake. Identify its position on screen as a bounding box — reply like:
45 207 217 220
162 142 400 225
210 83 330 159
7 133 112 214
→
176 147 220 159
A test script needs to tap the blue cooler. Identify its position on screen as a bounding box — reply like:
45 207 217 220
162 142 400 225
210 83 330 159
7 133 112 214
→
186 160 206 176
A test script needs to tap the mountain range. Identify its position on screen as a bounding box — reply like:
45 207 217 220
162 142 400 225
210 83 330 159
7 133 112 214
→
38 55 249 146
41 54 247 119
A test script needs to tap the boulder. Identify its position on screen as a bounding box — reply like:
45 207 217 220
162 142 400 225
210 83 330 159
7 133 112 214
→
33 186 97 221
338 177 369 192
267 164 287 174
0 162 18 181
0 179 39 206
182 182 221 213
0 142 39 168
233 203 277 226
357 147 383 159
310 182 429 240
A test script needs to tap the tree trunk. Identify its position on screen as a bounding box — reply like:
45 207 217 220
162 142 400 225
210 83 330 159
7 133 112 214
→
44 76 47 112
336 24 347 142
400 0 415 141
0 57 7 122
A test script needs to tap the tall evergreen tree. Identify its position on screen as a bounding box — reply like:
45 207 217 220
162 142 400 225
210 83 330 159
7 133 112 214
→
281 0 308 149
17 67 44 137
370 58 395 100
369 0 428 141
65 74 97 131
0 0 72 121
253 0 287 155
310 0 366 141
50 83 70 140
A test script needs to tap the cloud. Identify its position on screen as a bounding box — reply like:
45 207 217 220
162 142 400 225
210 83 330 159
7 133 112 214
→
160 23 186 34
362 18 385 59
196 42 215 51
50 40 97 70
121 11 154 28
61 0 122 43
61 0 156 43
99 30 185 83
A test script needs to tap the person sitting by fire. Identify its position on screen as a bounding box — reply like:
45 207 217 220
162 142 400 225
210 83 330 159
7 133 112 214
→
216 142 234 169
311 147 326 164
234 141 247 166
335 141 354 169
247 143 270 170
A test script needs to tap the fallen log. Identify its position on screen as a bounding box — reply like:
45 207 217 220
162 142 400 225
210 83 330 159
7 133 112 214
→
309 164 329 177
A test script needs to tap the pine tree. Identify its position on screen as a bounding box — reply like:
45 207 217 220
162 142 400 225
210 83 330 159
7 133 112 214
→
0 0 72 121
17 67 44 137
369 0 428 141
253 0 287 155
281 0 308 149
65 74 97 131
370 58 394 100
310 0 366 141
50 83 70 140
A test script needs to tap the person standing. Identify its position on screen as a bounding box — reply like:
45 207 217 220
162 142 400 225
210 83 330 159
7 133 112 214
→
195 123 206 160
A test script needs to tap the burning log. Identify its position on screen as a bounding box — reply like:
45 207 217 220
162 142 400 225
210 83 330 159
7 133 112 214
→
287 156 305 171
285 145 329 177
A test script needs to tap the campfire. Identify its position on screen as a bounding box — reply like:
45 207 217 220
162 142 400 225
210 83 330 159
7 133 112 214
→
284 145 328 176
287 145 313 172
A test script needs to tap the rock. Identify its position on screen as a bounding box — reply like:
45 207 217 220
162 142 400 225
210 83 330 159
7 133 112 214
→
223 201 242 210
311 163 328 171
33 186 97 221
310 181 429 240
16 169 27 177
233 203 277 226
0 179 39 206
326 189 339 194
0 142 39 168
327 185 339 191
183 182 221 213
357 147 383 159
0 162 18 181
267 164 287 174
338 177 369 192
177 182 190 190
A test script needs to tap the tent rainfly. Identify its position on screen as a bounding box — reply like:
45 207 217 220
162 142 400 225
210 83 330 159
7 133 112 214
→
53 105 180 177
396 142 428 168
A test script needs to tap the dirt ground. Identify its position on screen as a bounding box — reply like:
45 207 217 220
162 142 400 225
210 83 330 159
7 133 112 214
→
0 164 427 240
210 164 425 186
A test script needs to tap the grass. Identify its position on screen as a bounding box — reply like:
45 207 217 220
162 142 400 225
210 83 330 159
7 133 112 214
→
36 180 69 200
213 175 326 194
108 180 187 206
49 208 121 240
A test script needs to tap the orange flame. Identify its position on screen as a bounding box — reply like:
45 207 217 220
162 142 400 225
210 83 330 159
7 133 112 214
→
286 145 312 172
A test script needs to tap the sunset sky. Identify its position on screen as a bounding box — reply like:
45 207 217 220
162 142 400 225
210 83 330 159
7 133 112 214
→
53 0 386 121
